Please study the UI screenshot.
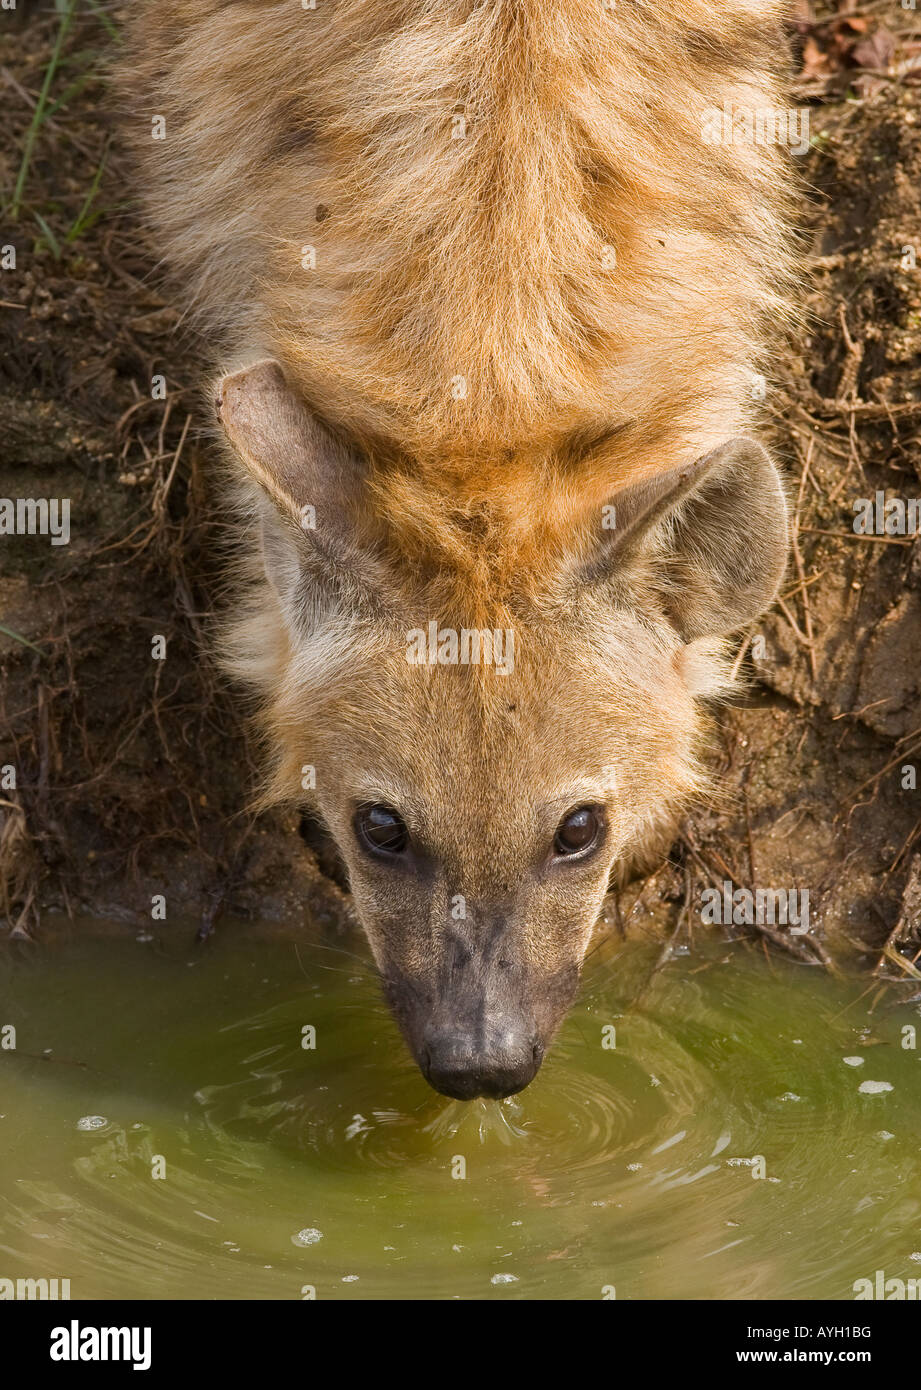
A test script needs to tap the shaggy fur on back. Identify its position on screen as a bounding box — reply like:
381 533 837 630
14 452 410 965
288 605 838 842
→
123 0 794 505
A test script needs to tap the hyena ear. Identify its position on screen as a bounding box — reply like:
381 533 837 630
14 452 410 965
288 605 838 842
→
589 437 788 639
217 359 384 598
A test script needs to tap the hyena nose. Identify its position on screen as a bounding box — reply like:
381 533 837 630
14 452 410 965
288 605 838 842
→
421 1027 542 1101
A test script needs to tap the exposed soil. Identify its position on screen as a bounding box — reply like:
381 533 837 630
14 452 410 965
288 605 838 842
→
1 2 921 984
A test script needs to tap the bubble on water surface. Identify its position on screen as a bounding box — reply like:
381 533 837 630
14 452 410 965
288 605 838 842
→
490 1273 518 1285
76 1115 107 1132
859 1080 893 1095
292 1228 323 1247
843 1056 865 1067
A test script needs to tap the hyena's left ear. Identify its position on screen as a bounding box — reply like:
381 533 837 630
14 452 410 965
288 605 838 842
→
587 437 788 639
217 358 387 599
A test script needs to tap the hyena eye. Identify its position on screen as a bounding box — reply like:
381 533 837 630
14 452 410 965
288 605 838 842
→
355 804 409 856
554 806 604 858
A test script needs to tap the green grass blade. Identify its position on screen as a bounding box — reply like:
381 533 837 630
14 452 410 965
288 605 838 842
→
0 623 44 655
33 210 62 260
10 0 78 220
66 143 108 242
45 70 97 121
83 0 119 41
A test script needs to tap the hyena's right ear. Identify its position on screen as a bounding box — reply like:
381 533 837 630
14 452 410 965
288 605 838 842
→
582 437 788 640
217 359 386 604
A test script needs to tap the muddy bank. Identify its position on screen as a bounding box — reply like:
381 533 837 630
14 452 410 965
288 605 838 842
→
1 3 920 981
0 2 350 939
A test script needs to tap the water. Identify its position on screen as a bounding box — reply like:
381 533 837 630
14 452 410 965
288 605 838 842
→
1 926 920 1300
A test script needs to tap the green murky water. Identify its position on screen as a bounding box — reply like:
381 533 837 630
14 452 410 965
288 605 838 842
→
1 928 920 1300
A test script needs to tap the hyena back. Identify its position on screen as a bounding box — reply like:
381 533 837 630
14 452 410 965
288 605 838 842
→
123 0 794 1098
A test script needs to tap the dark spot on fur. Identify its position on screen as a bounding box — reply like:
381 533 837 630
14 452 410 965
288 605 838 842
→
316 204 329 222
450 507 491 544
271 109 318 159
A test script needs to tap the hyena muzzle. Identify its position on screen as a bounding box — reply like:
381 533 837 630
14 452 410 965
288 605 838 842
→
122 0 795 1099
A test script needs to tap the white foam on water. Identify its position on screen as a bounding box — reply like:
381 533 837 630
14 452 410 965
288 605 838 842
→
292 1228 323 1247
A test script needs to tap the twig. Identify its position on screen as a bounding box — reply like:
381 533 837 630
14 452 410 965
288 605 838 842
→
798 527 911 547
792 439 819 683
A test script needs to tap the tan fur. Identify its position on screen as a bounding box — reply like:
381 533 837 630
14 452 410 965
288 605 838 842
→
120 0 795 1094
124 3 793 475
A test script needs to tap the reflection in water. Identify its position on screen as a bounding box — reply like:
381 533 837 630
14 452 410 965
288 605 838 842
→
0 931 919 1299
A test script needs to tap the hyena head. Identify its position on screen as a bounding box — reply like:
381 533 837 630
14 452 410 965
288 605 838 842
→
218 360 788 1100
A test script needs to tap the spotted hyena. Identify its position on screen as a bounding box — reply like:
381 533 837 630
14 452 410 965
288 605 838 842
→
122 0 794 1098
